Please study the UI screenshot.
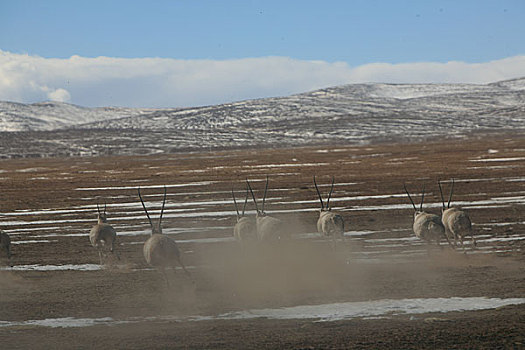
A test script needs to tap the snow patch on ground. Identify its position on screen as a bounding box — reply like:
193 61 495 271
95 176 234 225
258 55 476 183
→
1 297 523 328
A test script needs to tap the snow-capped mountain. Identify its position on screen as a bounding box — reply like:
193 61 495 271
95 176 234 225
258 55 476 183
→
0 78 524 157
0 101 155 132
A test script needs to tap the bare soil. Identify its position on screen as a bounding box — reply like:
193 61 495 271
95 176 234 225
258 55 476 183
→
1 134 524 349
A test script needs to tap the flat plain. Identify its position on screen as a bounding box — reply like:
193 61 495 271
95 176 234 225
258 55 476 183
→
0 134 524 349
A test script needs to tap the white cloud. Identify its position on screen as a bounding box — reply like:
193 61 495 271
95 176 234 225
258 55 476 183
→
46 88 71 102
1 50 525 108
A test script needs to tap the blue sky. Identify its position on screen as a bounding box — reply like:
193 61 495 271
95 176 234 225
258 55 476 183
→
2 0 524 64
1 0 525 107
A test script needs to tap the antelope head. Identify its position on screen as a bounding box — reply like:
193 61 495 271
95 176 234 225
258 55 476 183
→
96 202 107 224
404 183 426 219
313 176 335 212
138 185 167 235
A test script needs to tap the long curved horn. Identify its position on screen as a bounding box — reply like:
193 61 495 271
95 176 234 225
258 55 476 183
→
326 176 335 209
403 183 417 211
262 176 269 213
138 187 153 228
420 184 425 211
242 185 249 216
159 185 167 225
246 179 259 213
232 185 240 219
438 180 445 209
447 178 454 209
313 176 324 209
104 201 107 215
97 203 101 215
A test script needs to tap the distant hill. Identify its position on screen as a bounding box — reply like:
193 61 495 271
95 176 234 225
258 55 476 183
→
0 101 155 132
0 78 524 158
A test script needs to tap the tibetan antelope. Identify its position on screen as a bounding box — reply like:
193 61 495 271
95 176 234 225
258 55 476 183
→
313 176 345 248
438 179 476 250
138 186 191 287
0 230 12 266
232 184 257 245
247 177 287 242
89 202 119 265
404 183 449 247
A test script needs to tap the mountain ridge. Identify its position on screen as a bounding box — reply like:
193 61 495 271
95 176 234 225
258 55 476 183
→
1 77 525 132
0 78 524 158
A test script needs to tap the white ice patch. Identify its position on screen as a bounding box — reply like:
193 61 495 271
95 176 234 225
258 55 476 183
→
1 264 102 271
1 297 523 328
75 181 219 191
11 239 58 245
177 237 235 244
469 157 525 162
0 317 121 328
211 297 525 322
249 163 329 168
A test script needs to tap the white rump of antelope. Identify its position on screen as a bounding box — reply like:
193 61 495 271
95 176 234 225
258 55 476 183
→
138 186 191 287
438 179 476 251
89 202 120 265
232 184 257 245
247 177 287 242
313 176 345 248
404 183 450 247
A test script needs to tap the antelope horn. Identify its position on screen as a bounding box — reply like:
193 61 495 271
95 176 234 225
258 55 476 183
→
447 178 455 209
97 203 101 215
138 187 153 229
104 201 107 215
313 176 324 209
262 176 269 213
159 185 167 225
246 179 259 213
438 179 446 210
242 185 249 216
420 184 425 211
403 183 417 211
232 185 240 219
326 176 335 209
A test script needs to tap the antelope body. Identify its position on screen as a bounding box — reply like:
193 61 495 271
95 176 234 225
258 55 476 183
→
0 231 12 266
234 217 257 242
256 215 284 242
412 212 446 243
89 203 119 265
314 176 345 246
317 211 345 238
438 179 476 250
404 184 448 246
247 177 287 242
232 186 257 243
138 186 191 286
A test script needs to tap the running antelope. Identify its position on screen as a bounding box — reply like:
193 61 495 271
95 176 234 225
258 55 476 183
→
138 186 191 286
232 184 257 244
89 203 119 265
313 176 345 248
404 183 449 246
0 230 12 266
438 179 476 250
247 177 287 242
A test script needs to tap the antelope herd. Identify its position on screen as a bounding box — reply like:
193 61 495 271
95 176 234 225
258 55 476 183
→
0 177 477 283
